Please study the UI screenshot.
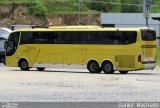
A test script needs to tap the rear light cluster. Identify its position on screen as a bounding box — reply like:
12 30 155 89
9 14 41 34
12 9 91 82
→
138 55 141 62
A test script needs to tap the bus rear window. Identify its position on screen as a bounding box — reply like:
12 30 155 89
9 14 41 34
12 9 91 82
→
141 29 156 41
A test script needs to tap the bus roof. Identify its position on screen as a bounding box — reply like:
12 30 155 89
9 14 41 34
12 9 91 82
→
49 26 101 29
12 26 154 32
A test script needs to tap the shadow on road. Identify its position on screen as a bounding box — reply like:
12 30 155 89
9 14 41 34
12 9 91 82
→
7 68 160 76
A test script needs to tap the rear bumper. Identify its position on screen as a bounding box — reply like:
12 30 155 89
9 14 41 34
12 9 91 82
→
143 63 155 69
142 58 156 70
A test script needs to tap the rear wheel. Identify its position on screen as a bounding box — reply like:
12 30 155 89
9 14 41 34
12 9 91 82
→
37 68 45 71
87 61 101 73
119 71 128 74
19 59 30 71
102 61 114 74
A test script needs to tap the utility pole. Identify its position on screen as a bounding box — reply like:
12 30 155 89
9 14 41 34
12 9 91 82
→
143 0 150 27
77 0 80 25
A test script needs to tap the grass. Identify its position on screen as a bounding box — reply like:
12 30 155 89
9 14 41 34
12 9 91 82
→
156 47 160 65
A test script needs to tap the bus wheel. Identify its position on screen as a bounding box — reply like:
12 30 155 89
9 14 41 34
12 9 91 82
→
102 61 114 74
87 61 101 73
37 68 45 71
19 59 30 71
119 71 128 74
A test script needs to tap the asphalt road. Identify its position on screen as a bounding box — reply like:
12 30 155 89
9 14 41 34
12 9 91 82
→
0 65 160 102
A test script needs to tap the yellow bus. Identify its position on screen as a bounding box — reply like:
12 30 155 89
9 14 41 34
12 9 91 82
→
5 26 156 74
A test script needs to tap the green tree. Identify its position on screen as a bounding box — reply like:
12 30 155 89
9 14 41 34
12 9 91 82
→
120 0 143 13
28 0 47 18
150 0 160 13
87 0 120 12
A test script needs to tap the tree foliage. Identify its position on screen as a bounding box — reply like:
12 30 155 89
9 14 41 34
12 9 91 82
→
0 0 160 16
28 0 47 18
87 0 121 12
120 0 143 13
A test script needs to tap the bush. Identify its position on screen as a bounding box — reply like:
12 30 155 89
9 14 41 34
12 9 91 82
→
28 0 47 18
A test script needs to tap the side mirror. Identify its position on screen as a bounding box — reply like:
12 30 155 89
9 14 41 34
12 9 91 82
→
157 37 160 39
4 41 8 50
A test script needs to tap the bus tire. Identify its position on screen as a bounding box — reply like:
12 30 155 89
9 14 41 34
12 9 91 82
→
87 60 101 73
119 71 128 74
37 68 45 71
102 61 114 74
19 59 30 71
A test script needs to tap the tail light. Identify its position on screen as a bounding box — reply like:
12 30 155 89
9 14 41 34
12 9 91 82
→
138 55 141 62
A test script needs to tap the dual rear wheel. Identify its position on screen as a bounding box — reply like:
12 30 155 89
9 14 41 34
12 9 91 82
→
87 60 128 74
87 60 114 74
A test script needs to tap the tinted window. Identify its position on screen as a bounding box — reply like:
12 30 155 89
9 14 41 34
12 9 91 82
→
20 31 137 45
63 32 79 44
122 31 137 44
8 32 20 46
98 32 114 44
98 31 137 45
53 32 63 44
7 32 20 56
21 32 33 44
20 32 63 44
141 29 156 41
80 32 97 44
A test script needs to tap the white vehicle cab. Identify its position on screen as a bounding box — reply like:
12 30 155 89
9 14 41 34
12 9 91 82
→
0 27 12 63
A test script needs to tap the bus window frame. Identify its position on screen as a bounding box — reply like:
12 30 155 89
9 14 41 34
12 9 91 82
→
19 31 137 45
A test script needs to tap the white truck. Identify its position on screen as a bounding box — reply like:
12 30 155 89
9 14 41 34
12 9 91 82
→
0 27 12 63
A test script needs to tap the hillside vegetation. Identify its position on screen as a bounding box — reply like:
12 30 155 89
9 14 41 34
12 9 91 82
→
0 0 160 27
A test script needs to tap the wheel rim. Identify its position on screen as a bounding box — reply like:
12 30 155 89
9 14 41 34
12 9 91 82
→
90 63 98 72
104 63 112 72
21 61 27 69
102 61 113 74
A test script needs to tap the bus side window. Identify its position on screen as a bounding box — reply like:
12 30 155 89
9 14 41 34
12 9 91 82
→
21 32 32 44
123 32 137 44
88 32 97 44
112 32 122 44
63 32 79 44
48 32 55 44
64 32 73 44
80 32 88 44
97 32 104 44
72 32 79 44
32 32 39 44
53 32 63 44
32 32 46 44
79 31 97 44
98 32 113 44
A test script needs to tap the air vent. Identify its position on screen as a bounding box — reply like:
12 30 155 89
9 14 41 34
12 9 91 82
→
116 55 135 68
